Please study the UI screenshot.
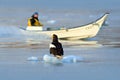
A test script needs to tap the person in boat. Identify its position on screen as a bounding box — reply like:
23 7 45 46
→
28 12 43 26
50 34 64 59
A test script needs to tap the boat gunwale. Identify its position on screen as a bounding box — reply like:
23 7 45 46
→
71 13 109 28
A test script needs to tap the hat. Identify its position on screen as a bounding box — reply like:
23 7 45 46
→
33 12 39 15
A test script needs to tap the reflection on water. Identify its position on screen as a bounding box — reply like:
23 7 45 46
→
0 40 103 49
61 40 103 48
43 62 64 67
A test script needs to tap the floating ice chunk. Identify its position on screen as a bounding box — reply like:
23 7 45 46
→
89 15 95 18
43 55 83 63
62 55 83 63
43 55 51 62
43 55 61 63
27 56 39 61
47 20 56 24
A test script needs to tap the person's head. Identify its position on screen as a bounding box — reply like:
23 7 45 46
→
33 12 39 18
52 34 58 42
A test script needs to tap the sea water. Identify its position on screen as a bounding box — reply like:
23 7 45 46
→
0 0 120 80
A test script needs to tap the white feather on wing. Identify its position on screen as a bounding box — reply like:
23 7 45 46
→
49 44 56 48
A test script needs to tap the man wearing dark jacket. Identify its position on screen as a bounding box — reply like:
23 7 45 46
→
50 34 64 59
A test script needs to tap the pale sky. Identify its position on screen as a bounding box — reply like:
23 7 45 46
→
0 0 119 9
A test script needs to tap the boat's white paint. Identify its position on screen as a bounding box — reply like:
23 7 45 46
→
26 26 43 31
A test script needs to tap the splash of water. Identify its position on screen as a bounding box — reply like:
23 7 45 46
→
0 26 50 42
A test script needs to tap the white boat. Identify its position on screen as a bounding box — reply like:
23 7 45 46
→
26 13 109 40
